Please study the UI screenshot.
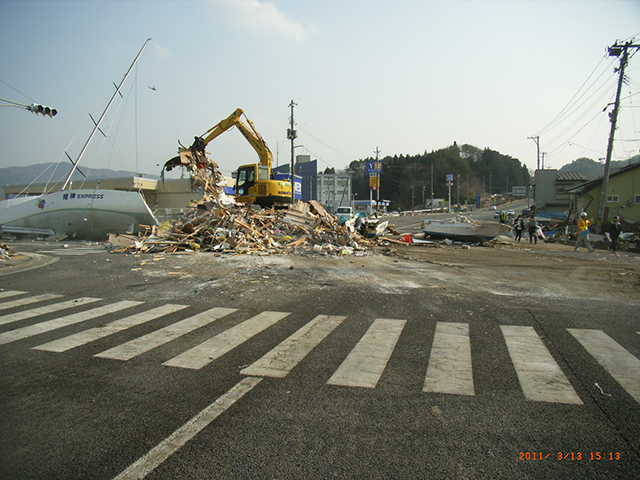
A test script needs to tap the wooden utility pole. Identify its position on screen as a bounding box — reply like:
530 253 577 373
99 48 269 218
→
597 41 639 232
287 100 298 205
374 146 381 212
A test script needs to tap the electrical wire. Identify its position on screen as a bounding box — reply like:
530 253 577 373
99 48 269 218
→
296 121 359 159
536 53 610 136
0 78 36 103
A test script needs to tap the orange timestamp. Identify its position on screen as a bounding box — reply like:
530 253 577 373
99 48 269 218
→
519 452 621 461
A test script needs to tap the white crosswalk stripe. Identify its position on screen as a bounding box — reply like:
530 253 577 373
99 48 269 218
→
328 318 405 389
94 307 237 361
568 329 640 405
164 311 291 370
2 293 640 406
423 322 474 396
0 301 143 345
36 246 106 256
33 304 189 353
241 315 346 378
501 325 582 405
0 293 63 312
0 297 102 326
0 290 27 299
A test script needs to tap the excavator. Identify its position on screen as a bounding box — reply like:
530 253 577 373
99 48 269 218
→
164 108 293 207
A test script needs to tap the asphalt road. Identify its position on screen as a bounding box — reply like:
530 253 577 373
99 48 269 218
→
1 229 639 480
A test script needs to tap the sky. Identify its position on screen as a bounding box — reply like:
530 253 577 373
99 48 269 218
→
1 0 639 184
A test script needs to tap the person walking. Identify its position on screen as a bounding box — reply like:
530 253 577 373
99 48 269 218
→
608 215 622 254
574 212 594 252
513 215 525 242
528 215 538 244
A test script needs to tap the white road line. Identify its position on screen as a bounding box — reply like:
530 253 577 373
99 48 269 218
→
0 297 102 326
36 248 105 255
163 311 291 370
0 301 143 346
501 325 582 405
94 307 237 361
240 314 346 378
33 304 189 353
0 293 63 312
568 328 640 405
0 290 27 299
423 322 475 396
327 318 406 388
112 376 263 480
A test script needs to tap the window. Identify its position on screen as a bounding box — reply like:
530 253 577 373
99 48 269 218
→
555 186 568 199
606 195 619 203
635 195 640 204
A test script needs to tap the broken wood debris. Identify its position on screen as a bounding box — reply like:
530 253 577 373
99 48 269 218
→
107 201 398 256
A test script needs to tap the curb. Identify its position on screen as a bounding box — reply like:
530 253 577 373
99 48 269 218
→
0 252 59 276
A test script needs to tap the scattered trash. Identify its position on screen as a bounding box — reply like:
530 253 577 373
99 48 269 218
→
595 382 612 397
107 200 400 257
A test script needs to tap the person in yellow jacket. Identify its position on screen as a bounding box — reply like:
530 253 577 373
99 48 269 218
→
575 212 594 252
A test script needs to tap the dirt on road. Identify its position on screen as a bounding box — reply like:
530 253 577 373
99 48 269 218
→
377 238 640 301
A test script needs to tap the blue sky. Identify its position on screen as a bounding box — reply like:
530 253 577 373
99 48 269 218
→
1 0 639 182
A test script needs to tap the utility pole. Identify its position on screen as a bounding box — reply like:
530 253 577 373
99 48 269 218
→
528 135 540 170
374 146 381 213
597 40 640 232
430 162 434 213
287 100 298 205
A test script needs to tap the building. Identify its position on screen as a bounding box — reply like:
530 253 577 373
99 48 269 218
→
317 171 352 214
272 155 317 203
567 161 640 228
533 170 588 214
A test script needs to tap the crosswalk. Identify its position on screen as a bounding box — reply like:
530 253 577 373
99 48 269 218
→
1 290 639 406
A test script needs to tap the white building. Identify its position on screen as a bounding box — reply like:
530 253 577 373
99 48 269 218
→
317 171 352 214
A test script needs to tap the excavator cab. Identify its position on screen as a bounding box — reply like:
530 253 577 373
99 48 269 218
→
235 164 291 207
235 165 256 198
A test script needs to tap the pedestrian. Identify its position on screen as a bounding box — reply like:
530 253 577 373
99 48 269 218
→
608 215 622 254
500 211 506 224
513 215 524 242
528 215 538 244
574 212 594 252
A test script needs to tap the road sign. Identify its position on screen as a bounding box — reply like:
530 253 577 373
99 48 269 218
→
367 161 383 173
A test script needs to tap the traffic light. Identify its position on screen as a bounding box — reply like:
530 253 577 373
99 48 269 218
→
27 103 57 117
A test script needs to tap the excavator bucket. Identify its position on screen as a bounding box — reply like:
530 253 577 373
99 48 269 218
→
163 148 194 172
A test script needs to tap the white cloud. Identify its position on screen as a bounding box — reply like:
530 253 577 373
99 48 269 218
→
220 0 317 41
151 42 171 60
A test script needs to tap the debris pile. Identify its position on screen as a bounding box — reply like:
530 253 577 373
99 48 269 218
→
108 200 400 256
0 243 14 261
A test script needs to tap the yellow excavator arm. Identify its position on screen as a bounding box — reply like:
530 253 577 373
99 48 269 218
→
199 108 273 170
164 108 292 208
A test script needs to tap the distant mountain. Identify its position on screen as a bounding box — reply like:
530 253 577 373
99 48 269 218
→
0 163 158 187
559 156 640 180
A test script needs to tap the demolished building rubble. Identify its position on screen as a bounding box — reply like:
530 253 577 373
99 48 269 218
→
107 200 403 256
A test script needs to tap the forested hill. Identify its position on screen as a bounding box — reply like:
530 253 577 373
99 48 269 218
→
559 156 640 180
347 143 530 210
